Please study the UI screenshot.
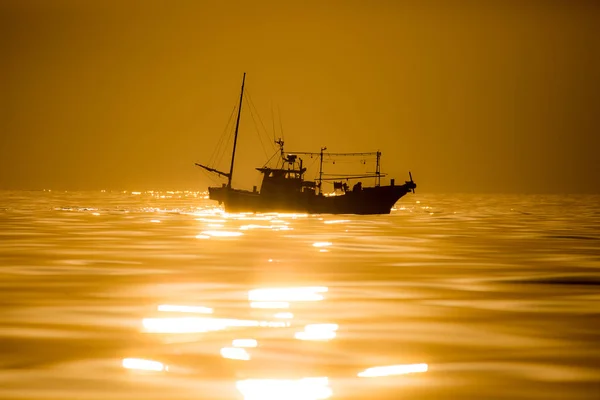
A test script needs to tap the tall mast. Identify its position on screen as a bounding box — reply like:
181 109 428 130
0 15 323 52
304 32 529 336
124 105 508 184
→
318 146 327 194
228 72 246 188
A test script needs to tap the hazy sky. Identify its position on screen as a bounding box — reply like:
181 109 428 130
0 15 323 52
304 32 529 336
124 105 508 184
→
1 0 599 193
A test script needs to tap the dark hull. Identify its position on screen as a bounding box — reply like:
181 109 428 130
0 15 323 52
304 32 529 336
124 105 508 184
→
208 184 414 215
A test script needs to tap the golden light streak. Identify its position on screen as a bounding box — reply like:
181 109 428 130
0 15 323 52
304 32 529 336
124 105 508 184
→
239 224 292 231
122 358 167 372
157 304 213 314
312 242 332 248
295 324 338 341
236 377 331 400
274 213 309 219
240 224 271 230
142 317 287 334
221 347 251 361
357 363 428 378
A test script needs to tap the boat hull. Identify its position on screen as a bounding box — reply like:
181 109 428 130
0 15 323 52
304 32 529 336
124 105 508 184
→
208 184 414 215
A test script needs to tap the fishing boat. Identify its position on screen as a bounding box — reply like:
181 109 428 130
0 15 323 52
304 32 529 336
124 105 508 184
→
195 73 416 215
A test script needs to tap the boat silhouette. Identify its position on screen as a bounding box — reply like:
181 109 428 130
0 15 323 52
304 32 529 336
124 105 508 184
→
196 73 416 215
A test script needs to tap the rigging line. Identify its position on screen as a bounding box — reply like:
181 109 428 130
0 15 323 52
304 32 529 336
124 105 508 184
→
320 157 375 164
292 155 319 177
206 171 221 185
245 89 276 151
271 101 276 143
208 102 237 166
243 92 269 157
288 151 378 157
262 148 280 168
200 168 221 185
322 153 378 158
243 93 270 160
215 126 235 170
211 124 231 169
304 156 320 181
321 176 381 180
322 172 385 176
307 156 319 175
208 102 238 166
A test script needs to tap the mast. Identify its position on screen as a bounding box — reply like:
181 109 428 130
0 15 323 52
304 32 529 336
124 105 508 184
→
228 72 246 188
318 146 327 194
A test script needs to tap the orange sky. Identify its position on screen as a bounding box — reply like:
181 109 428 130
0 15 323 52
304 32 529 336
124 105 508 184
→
1 0 599 193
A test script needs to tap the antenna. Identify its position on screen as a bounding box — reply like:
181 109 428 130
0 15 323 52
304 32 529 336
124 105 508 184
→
277 105 284 141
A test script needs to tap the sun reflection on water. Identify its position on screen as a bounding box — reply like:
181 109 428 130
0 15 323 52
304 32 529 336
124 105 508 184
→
129 284 427 394
142 317 287 334
122 358 168 372
221 347 251 361
295 324 338 341
274 312 294 319
357 363 428 377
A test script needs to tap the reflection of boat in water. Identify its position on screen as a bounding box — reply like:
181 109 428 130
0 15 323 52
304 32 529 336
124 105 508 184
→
196 73 416 215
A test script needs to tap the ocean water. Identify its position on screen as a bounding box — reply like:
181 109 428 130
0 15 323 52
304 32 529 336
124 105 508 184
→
0 190 599 400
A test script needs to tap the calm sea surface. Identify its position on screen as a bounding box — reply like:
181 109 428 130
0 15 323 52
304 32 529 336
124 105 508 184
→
0 191 599 399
